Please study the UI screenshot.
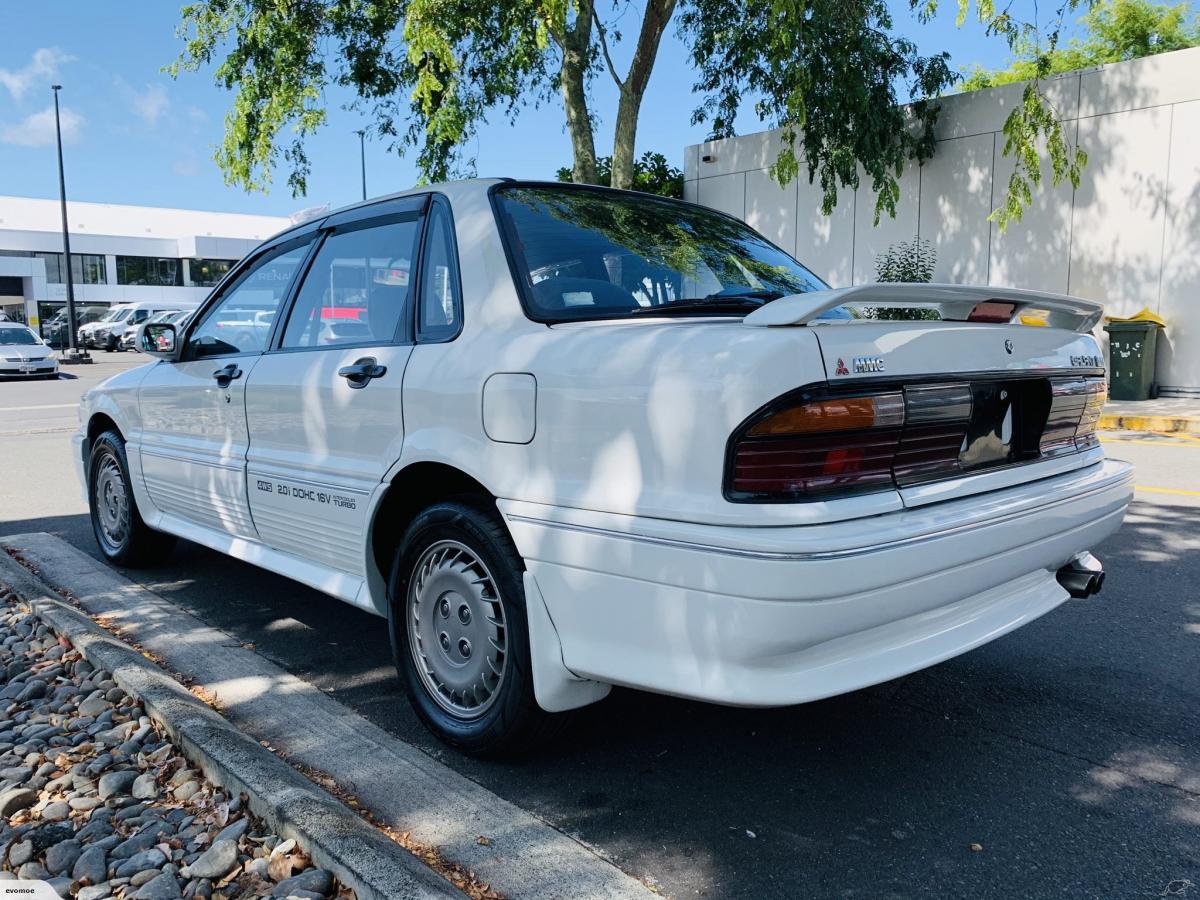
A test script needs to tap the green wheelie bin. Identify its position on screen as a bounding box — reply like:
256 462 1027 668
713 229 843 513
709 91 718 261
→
1104 309 1164 401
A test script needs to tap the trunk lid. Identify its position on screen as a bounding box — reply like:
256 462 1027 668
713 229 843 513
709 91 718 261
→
740 285 1108 507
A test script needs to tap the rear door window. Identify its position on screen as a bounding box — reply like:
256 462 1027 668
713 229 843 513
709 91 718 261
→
282 218 421 349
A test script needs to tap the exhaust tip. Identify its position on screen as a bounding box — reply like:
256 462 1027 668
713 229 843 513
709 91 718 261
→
1057 552 1105 599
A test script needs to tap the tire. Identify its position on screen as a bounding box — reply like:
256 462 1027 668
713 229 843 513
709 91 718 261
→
104 336 116 352
87 430 176 567
387 498 562 755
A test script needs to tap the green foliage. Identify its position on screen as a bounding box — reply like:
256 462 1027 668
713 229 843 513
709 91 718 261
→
170 0 554 195
874 238 937 283
679 0 957 225
961 0 1200 90
864 237 940 320
555 152 685 198
171 0 1109 239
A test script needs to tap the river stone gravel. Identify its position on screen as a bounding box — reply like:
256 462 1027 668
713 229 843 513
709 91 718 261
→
0 587 349 900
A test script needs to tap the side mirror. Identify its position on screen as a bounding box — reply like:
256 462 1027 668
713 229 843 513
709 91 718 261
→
138 323 181 360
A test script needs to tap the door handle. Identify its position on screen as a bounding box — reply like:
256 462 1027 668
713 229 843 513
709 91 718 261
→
338 356 387 389
213 363 243 388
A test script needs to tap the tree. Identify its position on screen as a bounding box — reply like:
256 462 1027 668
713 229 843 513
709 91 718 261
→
874 238 937 283
555 151 684 197
171 0 956 209
170 0 1083 231
961 0 1200 91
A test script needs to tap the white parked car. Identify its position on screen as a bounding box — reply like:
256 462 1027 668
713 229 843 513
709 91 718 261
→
74 181 1132 753
121 310 192 351
0 323 58 378
81 300 200 352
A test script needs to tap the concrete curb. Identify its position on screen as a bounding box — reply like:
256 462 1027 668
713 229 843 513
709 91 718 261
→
0 551 459 900
1099 413 1200 434
0 533 657 899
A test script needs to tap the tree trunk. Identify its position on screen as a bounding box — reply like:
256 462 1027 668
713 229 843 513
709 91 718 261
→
609 0 677 190
559 0 599 184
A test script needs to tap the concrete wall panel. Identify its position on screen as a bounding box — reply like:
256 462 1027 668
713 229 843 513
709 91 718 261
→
744 170 798 257
1158 100 1200 392
696 173 747 221
918 133 994 283
1078 46 1200 117
988 128 1077 294
795 177 856 287
852 166 921 284
1069 105 1172 315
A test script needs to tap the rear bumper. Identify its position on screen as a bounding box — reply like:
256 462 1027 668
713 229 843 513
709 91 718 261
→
501 458 1134 707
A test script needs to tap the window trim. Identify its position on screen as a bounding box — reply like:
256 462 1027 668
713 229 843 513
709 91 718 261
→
179 231 320 363
269 199 429 355
414 193 465 345
488 180 827 326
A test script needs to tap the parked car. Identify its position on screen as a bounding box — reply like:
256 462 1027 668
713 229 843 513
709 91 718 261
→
0 322 58 378
43 305 108 349
81 300 200 351
121 310 191 351
73 180 1132 754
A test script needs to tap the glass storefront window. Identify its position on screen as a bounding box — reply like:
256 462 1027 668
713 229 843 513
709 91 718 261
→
188 258 237 287
0 251 107 284
116 256 183 286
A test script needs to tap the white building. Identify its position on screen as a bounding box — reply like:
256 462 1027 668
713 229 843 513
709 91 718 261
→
0 196 290 331
684 46 1200 397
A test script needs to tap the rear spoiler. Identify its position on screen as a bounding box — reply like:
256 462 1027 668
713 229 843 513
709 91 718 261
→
742 283 1105 334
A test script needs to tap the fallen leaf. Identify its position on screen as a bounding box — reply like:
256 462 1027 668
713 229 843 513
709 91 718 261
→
267 852 295 882
969 843 984 852
476 836 492 846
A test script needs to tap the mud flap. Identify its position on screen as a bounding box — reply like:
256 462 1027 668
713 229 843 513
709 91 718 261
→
523 571 611 713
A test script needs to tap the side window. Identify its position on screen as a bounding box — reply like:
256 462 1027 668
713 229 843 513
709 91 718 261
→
187 242 309 358
418 203 462 342
282 218 420 348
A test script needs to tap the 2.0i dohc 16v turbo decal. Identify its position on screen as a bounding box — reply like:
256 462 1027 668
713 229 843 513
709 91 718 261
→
255 479 358 510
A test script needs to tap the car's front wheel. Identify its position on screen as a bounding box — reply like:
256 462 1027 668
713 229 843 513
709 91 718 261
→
388 499 561 755
87 430 176 567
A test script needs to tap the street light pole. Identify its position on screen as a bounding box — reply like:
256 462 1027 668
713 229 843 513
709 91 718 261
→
356 129 367 201
51 84 89 364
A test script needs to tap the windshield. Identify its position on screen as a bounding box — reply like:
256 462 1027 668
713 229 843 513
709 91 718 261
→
493 184 827 323
99 307 133 323
0 327 38 346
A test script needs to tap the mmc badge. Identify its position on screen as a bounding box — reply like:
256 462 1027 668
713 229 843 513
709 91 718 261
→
852 356 885 374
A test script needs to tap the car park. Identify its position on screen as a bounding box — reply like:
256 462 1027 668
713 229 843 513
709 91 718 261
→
121 309 191 351
0 322 58 378
74 179 1132 754
43 305 108 349
80 300 199 351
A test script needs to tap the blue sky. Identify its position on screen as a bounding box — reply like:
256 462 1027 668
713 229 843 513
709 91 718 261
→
0 1 1072 217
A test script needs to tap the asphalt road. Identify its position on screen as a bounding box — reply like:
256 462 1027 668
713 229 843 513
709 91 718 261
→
2 357 1198 899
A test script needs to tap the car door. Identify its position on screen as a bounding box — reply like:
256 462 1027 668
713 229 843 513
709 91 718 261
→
137 233 315 539
243 195 436 576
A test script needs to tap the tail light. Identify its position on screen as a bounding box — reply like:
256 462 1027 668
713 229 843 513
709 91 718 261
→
728 385 972 501
1042 377 1106 455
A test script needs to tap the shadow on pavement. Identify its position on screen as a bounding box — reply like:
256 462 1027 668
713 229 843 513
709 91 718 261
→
2 502 1196 898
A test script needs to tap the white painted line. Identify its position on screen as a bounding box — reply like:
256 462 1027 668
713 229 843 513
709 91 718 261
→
0 403 78 412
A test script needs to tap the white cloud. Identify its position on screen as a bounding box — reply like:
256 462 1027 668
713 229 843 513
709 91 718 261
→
0 48 74 102
114 78 170 128
172 159 199 177
0 105 83 147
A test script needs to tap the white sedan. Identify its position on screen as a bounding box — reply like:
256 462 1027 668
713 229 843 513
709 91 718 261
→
0 323 59 378
73 180 1132 753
